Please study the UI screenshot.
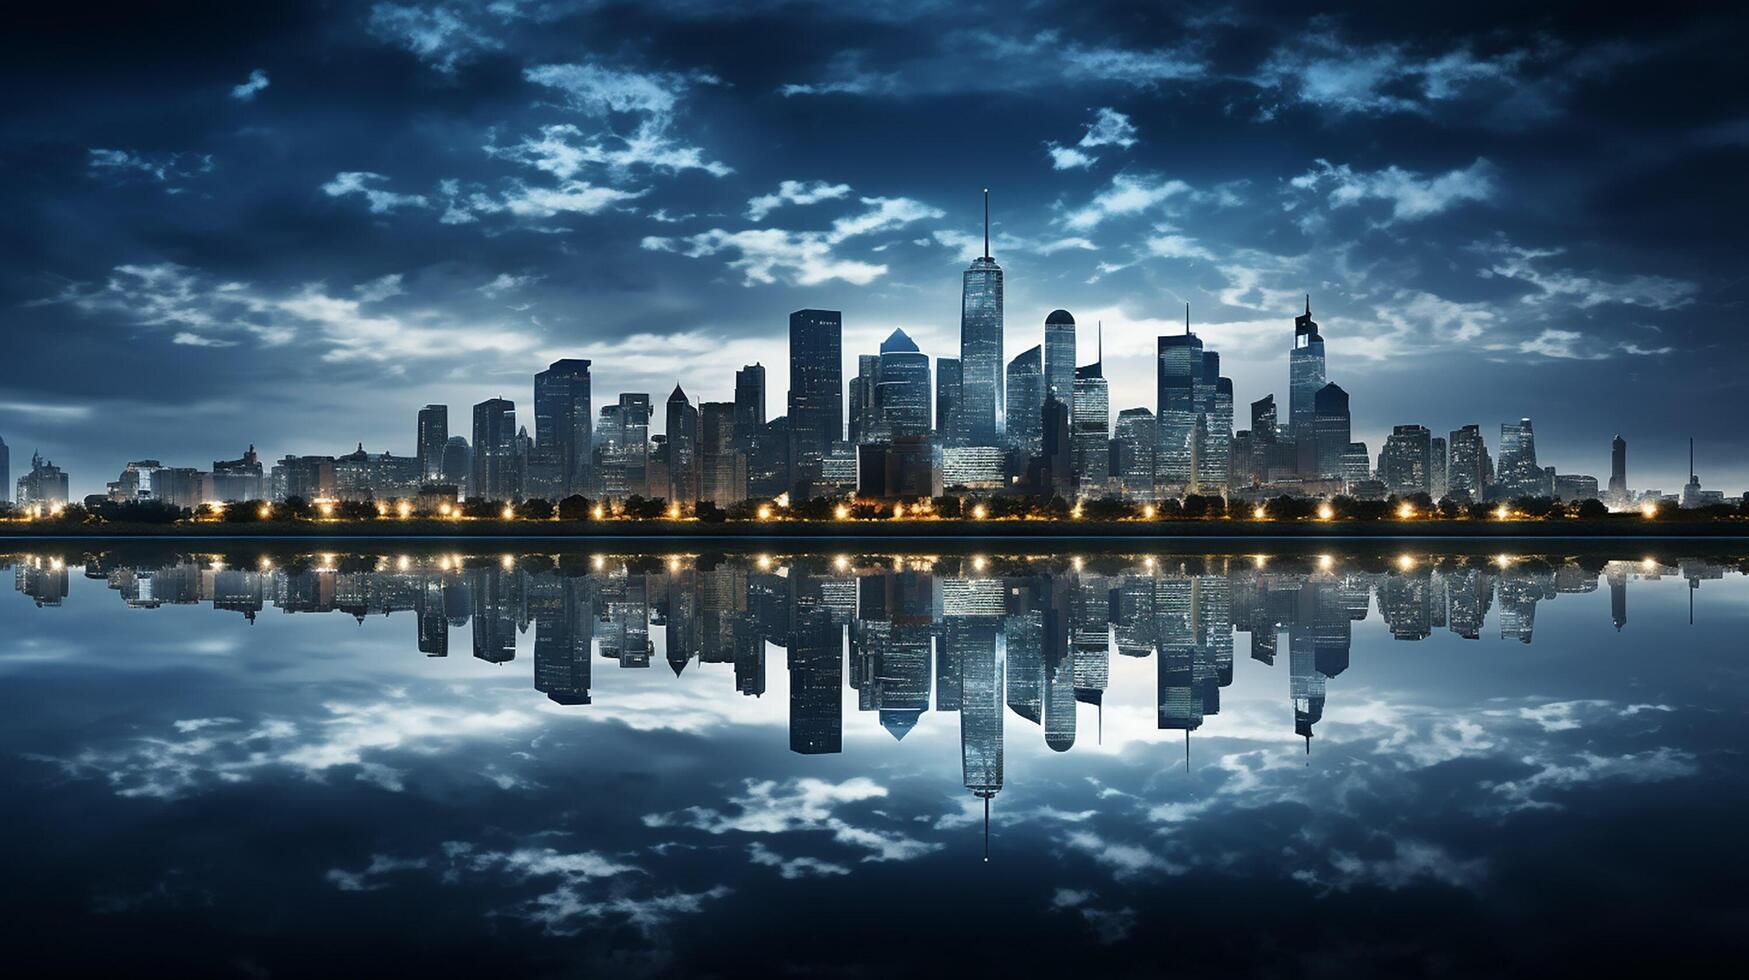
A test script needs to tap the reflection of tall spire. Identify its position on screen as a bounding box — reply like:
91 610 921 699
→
983 795 990 863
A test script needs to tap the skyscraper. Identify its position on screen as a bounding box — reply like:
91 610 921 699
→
1498 418 1545 498
1288 297 1327 477
1113 408 1157 500
733 363 766 447
1071 331 1109 493
849 354 880 445
875 328 930 439
665 385 700 504
1379 424 1432 495
0 435 11 504
935 356 962 446
788 309 843 493
533 358 592 494
1311 383 1350 481
1005 345 1044 454
441 436 471 492
416 405 447 482
15 451 68 507
1447 425 1488 500
959 190 1005 447
618 393 652 496
1156 308 1231 493
471 398 518 501
1429 435 1448 500
1608 434 1628 505
1043 310 1076 417
700 400 744 506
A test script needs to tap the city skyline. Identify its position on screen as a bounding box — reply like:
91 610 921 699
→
4 3 1747 496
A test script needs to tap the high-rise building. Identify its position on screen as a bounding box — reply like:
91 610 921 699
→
733 363 766 447
1498 418 1545 498
416 405 448 482
1043 310 1076 418
1447 425 1489 500
665 385 700 504
1379 425 1432 495
1072 341 1110 493
788 309 843 493
0 435 9 504
849 354 881 445
1288 297 1327 477
1041 394 1072 497
533 359 592 494
959 190 1005 448
1339 442 1371 488
935 356 962 446
16 451 70 507
211 445 265 502
1113 408 1157 500
700 401 745 506
1608 434 1629 505
1310 383 1350 481
441 436 471 493
875 328 930 439
1005 345 1044 454
471 397 518 501
618 394 651 496
1156 309 1232 493
1428 436 1448 500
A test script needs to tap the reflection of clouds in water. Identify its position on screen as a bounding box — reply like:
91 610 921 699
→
1051 888 1137 944
326 842 727 938
1023 694 1700 897
646 777 943 865
27 697 538 799
747 842 852 879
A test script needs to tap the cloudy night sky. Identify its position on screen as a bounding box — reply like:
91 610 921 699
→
3 0 1746 497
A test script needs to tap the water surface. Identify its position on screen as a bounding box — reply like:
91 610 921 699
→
3 543 1745 976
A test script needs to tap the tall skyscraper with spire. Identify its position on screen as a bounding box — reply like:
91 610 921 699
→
1156 305 1231 493
1288 296 1326 477
958 190 1004 447
1609 434 1628 506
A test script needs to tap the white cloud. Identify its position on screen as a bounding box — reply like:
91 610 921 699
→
649 195 939 286
230 68 270 100
746 842 852 879
1048 145 1096 171
1145 234 1216 262
88 148 214 186
324 854 428 892
1291 158 1496 222
746 180 852 221
366 2 502 73
1257 32 1532 116
55 262 543 365
322 171 431 214
645 777 942 864
524 62 689 117
1519 329 1605 360
1063 173 1193 230
1477 243 1698 311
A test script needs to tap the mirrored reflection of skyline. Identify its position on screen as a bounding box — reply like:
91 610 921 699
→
4 546 1746 976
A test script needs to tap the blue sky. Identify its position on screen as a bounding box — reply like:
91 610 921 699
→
3 1 1746 496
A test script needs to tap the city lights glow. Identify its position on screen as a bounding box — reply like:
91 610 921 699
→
971 503 988 519
1316 502 1335 520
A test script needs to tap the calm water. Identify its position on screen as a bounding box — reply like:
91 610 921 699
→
3 542 1746 977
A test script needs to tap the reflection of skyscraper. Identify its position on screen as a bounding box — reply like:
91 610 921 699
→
959 190 1005 447
1608 564 1627 631
789 612 843 755
471 565 517 664
960 617 1003 855
534 577 592 704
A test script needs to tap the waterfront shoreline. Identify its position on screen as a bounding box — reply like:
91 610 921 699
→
3 518 1745 540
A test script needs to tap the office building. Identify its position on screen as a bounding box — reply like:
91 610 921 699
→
1447 425 1489 501
876 328 931 439
1043 310 1076 418
849 354 881 445
1071 333 1109 494
733 363 766 447
935 356 962 446
471 397 519 501
1310 383 1349 481
1288 297 1326 477
16 452 70 507
1005 345 1044 454
1608 434 1629 507
1113 408 1157 500
788 309 843 493
1379 425 1432 495
416 405 447 482
534 359 592 495
959 190 1005 447
665 385 700 504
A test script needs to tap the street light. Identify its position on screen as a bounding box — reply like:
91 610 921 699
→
835 504 851 520
1316 502 1334 521
971 503 988 520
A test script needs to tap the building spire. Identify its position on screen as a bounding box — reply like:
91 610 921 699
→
1305 293 1311 316
982 188 990 260
983 795 990 863
1096 320 1103 368
1185 302 1191 335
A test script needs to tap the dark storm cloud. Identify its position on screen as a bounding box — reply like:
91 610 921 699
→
2 0 1745 493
